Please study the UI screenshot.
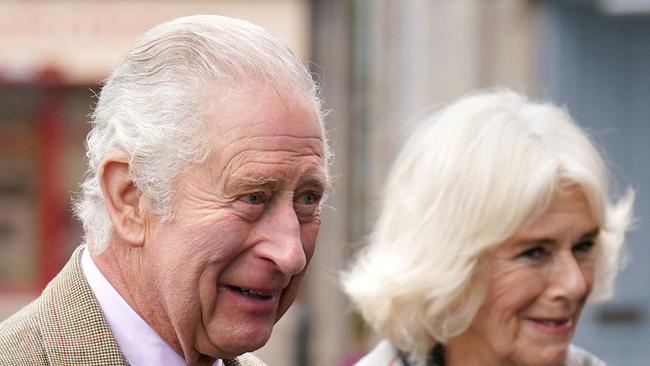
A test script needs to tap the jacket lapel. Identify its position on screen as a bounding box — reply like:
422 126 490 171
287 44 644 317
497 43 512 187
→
37 246 129 365
224 353 267 366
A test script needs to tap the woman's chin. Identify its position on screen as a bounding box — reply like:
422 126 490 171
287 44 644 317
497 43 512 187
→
518 345 569 366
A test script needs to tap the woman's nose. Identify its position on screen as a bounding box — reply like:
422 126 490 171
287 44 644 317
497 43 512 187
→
549 252 591 302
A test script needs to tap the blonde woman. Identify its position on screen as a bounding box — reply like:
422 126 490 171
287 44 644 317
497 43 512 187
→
343 90 633 366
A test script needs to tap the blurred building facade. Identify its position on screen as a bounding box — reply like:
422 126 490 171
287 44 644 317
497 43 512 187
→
0 1 648 365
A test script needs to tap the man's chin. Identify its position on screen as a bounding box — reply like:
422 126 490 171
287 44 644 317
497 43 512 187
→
198 324 273 359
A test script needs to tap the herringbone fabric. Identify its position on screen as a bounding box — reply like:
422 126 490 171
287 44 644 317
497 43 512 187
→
0 246 266 366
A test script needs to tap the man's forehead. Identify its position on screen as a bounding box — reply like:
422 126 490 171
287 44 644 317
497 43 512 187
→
217 133 326 164
206 130 327 189
210 102 325 160
220 121 324 141
199 83 328 182
208 82 320 121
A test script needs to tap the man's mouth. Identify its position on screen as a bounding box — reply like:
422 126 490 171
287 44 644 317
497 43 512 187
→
227 285 275 300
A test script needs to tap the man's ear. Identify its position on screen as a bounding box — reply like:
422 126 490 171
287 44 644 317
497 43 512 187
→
98 153 146 247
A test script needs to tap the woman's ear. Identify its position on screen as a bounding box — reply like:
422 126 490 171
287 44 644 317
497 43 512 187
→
98 153 146 247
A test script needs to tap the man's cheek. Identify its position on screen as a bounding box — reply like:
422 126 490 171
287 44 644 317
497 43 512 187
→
275 275 305 322
301 225 320 258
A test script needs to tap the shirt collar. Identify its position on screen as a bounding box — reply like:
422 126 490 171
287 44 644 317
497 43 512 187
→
81 247 222 366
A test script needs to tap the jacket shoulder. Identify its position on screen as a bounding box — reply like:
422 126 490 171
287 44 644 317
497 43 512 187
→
0 245 127 365
0 297 48 365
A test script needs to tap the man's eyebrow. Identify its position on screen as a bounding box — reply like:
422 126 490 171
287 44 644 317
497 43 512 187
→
300 169 331 192
225 168 330 193
227 175 281 191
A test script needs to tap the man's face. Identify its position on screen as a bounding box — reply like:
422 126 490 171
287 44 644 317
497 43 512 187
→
143 85 327 360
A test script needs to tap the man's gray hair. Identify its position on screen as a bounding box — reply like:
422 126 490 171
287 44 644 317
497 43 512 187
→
75 15 325 252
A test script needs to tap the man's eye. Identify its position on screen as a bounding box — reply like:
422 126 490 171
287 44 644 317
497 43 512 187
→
242 192 266 205
520 246 549 261
294 191 323 222
298 191 321 205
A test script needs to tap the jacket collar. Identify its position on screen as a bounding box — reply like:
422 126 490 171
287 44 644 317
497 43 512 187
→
37 245 129 365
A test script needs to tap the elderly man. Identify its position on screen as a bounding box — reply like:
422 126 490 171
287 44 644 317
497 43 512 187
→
0 15 330 366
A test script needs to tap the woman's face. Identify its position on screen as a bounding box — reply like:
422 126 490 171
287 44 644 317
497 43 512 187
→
447 186 599 366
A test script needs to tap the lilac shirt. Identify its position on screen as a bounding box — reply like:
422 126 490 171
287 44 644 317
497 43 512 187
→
81 249 222 366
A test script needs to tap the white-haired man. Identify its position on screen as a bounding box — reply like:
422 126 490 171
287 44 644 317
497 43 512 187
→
0 15 330 366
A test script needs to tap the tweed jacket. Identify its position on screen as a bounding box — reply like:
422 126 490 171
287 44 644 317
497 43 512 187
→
354 340 607 366
0 246 266 366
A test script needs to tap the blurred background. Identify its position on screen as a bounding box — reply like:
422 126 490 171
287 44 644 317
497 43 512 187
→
0 0 648 365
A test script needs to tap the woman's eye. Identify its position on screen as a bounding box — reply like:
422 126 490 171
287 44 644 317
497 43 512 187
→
520 246 549 261
573 240 595 255
241 192 266 205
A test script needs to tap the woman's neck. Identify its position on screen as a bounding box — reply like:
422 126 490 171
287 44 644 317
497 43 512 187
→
445 334 506 366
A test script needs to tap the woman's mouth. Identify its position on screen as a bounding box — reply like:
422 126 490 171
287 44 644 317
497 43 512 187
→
527 317 574 334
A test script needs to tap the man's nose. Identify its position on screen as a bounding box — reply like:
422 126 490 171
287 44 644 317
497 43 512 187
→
259 202 307 276
550 253 589 301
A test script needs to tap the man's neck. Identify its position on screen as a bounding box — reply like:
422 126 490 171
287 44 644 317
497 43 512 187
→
90 242 187 359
